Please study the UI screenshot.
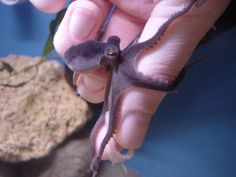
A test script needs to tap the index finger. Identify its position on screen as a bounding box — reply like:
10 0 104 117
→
53 0 112 56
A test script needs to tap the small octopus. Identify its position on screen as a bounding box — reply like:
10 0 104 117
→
64 0 205 176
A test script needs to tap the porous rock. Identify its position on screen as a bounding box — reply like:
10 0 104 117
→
0 55 91 162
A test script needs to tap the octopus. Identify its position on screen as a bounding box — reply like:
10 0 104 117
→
64 0 205 176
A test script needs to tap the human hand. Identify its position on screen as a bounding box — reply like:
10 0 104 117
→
29 0 230 163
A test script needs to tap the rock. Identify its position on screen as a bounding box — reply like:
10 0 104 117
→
0 55 91 162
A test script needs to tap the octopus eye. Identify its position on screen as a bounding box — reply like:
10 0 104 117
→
104 46 119 60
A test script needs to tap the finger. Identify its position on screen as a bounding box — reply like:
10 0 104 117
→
101 88 166 161
116 88 166 149
109 0 156 20
75 70 108 103
54 0 112 56
116 0 231 154
54 0 112 103
102 8 145 49
137 0 231 80
100 0 231 162
118 0 231 153
76 8 145 103
29 0 66 13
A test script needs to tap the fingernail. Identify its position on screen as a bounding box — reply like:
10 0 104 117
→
69 9 96 39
